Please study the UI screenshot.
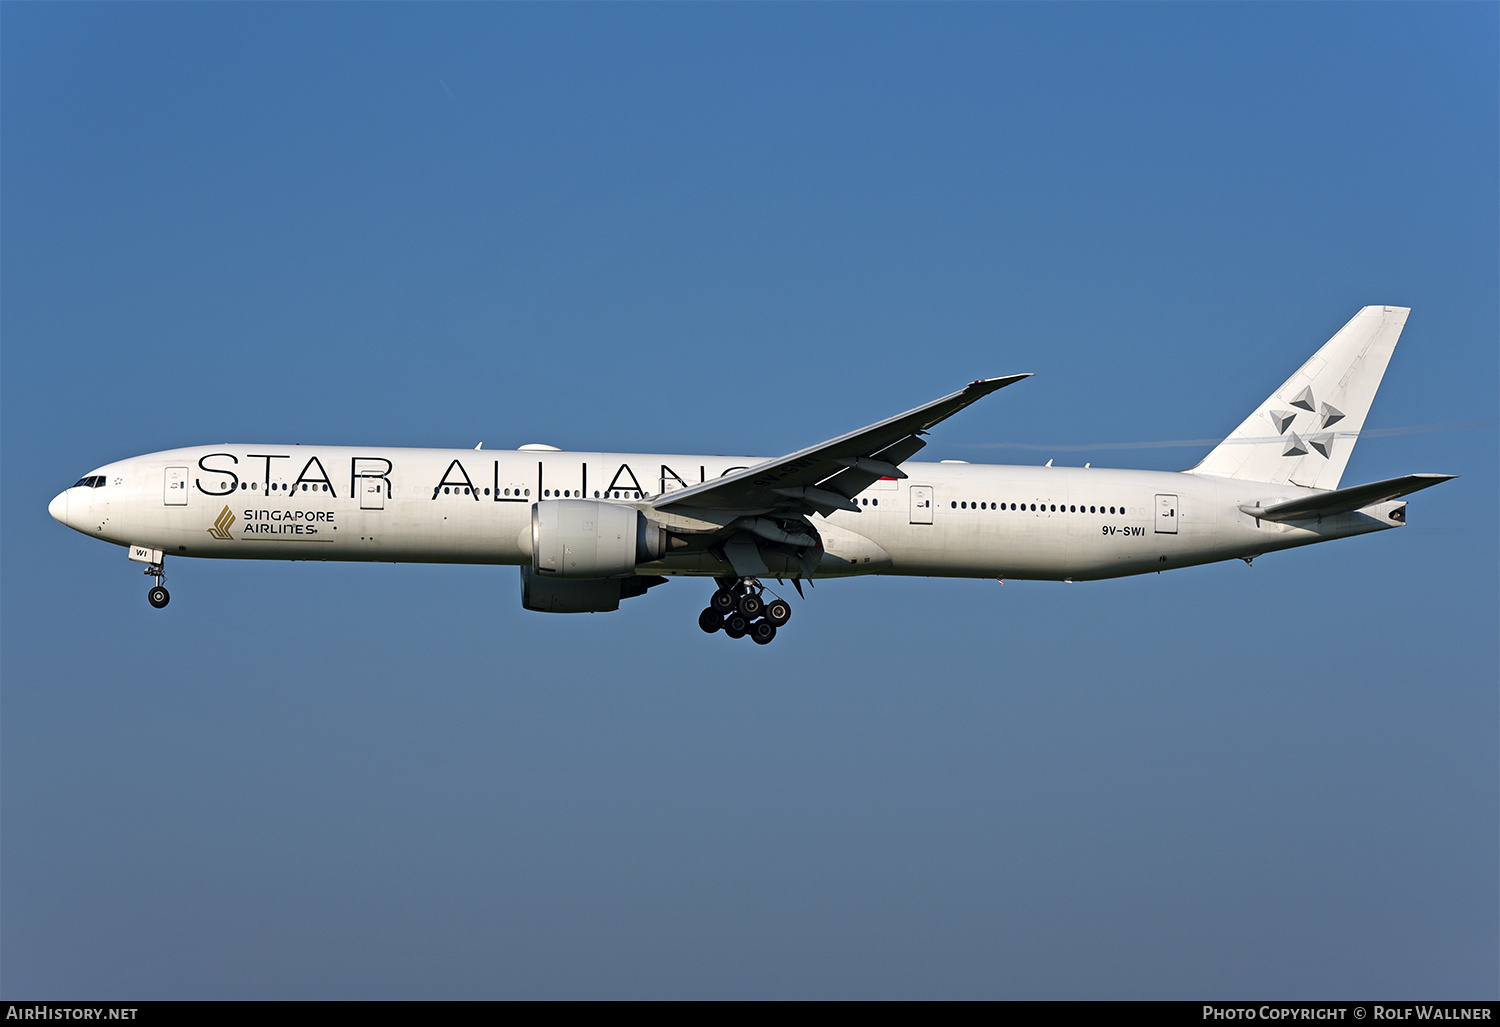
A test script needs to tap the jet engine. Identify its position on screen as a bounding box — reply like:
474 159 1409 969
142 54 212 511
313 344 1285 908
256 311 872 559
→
519 566 667 613
531 499 666 578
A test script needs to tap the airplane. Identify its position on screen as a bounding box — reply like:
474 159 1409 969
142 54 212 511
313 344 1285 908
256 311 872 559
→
49 306 1454 644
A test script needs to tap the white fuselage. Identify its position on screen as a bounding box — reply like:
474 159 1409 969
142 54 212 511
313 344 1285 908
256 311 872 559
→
49 444 1405 583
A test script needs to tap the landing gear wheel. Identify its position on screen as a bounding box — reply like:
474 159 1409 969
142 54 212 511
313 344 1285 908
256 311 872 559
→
724 613 750 639
737 592 764 619
148 586 170 609
750 620 777 645
764 598 792 627
698 607 723 633
711 588 738 614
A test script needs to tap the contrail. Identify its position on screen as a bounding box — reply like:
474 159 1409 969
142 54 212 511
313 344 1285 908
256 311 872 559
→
955 418 1496 453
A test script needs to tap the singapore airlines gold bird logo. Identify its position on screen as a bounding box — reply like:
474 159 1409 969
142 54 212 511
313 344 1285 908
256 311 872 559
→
208 505 235 541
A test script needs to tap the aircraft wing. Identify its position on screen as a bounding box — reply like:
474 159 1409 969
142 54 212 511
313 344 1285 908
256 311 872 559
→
1242 472 1456 522
652 374 1031 519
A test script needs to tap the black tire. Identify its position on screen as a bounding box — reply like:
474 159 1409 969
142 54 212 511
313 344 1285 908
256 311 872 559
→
698 607 723 633
148 586 170 609
751 620 777 645
737 592 764 618
724 613 749 639
711 588 738 614
764 598 792 627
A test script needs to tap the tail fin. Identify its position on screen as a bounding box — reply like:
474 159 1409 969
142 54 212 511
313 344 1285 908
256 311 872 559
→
1188 306 1409 490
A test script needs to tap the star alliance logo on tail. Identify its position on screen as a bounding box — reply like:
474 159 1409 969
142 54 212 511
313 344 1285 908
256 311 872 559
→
208 506 235 540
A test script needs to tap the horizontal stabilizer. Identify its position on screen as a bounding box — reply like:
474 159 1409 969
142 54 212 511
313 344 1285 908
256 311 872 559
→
1241 473 1455 522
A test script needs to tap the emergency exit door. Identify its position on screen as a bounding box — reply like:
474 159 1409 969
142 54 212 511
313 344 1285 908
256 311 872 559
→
360 479 386 510
909 486 933 524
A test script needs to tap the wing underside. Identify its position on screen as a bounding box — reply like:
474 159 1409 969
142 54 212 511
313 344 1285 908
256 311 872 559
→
648 374 1030 578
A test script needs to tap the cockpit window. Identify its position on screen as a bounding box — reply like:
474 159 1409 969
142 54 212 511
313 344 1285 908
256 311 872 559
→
72 476 106 489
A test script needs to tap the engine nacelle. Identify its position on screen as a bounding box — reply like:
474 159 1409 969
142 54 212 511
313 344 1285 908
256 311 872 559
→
531 499 666 578
520 566 667 613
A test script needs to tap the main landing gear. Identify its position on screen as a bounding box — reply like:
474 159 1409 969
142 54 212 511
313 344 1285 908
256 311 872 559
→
144 563 169 608
698 578 792 645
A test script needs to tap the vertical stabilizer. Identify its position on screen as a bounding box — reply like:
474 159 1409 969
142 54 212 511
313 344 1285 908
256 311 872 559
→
1188 306 1408 490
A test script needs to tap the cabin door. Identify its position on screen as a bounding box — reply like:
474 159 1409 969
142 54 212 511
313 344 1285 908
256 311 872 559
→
360 478 386 510
1155 494 1178 534
909 486 933 524
164 467 189 506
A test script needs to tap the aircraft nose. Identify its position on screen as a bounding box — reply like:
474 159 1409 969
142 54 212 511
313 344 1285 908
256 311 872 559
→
48 490 68 524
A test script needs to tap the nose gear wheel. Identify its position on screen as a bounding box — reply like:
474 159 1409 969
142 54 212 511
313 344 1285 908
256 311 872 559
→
144 562 169 609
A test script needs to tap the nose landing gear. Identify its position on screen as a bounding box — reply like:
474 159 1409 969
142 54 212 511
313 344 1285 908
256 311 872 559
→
698 578 793 643
144 563 169 608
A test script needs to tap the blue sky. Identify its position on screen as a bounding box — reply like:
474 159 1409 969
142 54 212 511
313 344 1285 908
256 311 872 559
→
3 3 1495 998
